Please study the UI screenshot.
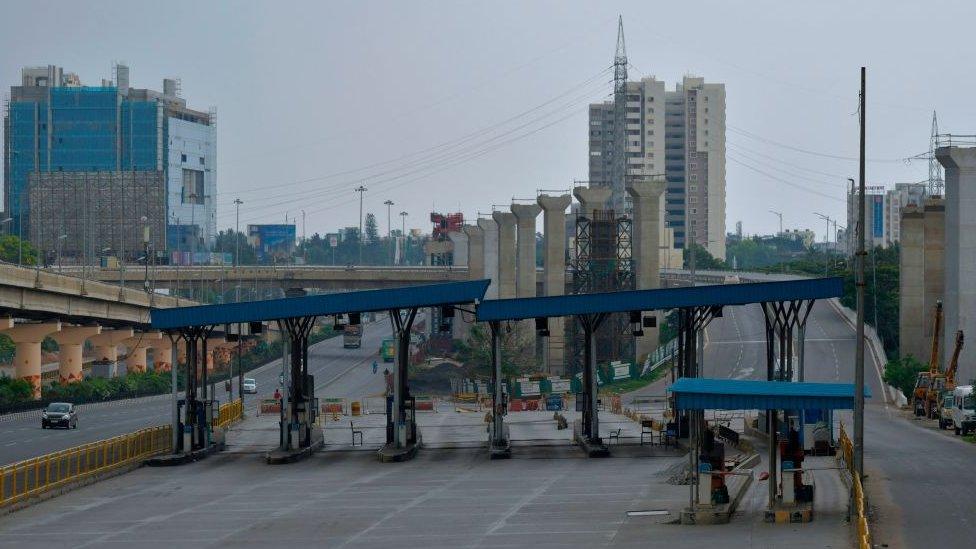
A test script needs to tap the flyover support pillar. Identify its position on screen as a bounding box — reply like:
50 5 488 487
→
488 321 510 459
150 337 174 373
538 194 572 374
492 212 517 299
626 178 666 362
88 328 135 378
51 325 102 384
1 321 60 399
123 332 163 374
511 203 541 354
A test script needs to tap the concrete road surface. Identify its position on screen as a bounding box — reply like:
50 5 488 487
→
0 317 393 466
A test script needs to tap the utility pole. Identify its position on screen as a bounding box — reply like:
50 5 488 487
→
384 199 394 265
854 66 866 481
815 212 831 274
233 198 243 302
141 215 150 292
399 211 408 265
355 184 367 265
769 210 783 235
301 209 307 264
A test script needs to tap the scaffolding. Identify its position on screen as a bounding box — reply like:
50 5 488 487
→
569 208 634 374
28 171 166 265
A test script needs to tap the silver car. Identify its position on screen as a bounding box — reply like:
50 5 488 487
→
243 378 257 394
42 402 77 429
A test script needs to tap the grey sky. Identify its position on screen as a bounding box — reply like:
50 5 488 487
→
2 1 974 240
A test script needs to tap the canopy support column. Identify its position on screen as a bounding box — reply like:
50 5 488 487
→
488 320 511 458
276 316 317 452
380 307 420 462
577 312 609 457
177 325 213 453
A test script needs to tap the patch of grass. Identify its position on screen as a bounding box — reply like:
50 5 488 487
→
600 362 670 395
962 434 976 444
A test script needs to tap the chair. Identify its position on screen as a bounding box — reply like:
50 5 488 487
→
351 421 364 446
608 428 622 446
640 420 656 446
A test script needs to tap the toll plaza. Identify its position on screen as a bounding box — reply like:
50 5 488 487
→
150 279 490 464
669 378 870 522
476 276 845 458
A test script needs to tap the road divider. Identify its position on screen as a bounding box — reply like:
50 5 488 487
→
0 425 171 509
838 423 871 549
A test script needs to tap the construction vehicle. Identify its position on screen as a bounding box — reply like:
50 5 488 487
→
913 301 942 417
936 331 964 428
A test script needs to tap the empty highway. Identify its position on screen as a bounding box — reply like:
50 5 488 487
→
0 318 392 466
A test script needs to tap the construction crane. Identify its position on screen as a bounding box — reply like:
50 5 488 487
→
913 301 942 417
935 331 964 428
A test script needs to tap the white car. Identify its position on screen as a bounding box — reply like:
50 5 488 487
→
243 378 257 394
950 385 976 435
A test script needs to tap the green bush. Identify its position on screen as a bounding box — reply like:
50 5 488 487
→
0 375 34 405
883 355 927 398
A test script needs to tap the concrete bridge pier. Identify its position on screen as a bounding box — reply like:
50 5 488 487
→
538 194 572 375
627 179 666 362
149 337 175 373
455 224 486 342
938 145 976 383
123 332 163 374
88 328 135 378
477 218 500 299
51 326 102 384
1 321 61 398
492 212 517 300
511 203 541 355
573 186 612 218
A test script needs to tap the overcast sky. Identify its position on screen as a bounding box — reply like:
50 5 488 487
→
2 1 974 240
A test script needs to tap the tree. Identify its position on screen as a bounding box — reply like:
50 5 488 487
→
214 230 257 265
364 213 379 242
0 235 37 265
884 355 927 398
682 243 726 270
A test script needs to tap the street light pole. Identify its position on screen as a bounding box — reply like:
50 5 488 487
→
141 215 150 292
854 66 867 481
768 210 783 235
384 199 394 265
399 211 408 266
301 209 307 264
233 198 243 302
355 184 368 265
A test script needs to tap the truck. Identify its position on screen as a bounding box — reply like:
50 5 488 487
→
380 338 396 362
343 324 363 348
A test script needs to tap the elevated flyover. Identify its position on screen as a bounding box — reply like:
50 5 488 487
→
0 263 187 396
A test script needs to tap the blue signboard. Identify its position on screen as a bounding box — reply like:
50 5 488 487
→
248 224 296 262
872 195 884 238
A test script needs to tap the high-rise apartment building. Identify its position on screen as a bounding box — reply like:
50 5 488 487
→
3 64 216 262
589 75 726 259
845 182 928 251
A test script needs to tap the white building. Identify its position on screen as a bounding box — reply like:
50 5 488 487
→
589 75 727 260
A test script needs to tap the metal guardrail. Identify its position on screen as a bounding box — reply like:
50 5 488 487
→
935 134 976 148
839 423 871 549
213 398 243 429
0 425 171 508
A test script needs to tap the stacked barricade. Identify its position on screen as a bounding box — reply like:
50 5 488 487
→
213 399 243 429
0 425 171 508
839 423 871 549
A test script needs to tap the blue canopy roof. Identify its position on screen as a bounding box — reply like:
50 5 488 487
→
667 377 870 410
475 277 842 322
150 279 490 330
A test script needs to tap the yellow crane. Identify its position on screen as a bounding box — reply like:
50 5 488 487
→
913 301 942 417
936 331 964 427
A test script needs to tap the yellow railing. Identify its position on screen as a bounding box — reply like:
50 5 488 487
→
0 425 171 508
213 398 243 429
839 423 871 549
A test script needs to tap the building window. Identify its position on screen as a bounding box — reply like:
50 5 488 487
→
199 157 205 166
181 154 187 163
181 169 205 204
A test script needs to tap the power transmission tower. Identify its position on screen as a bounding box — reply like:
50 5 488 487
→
610 16 628 209
929 110 945 196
